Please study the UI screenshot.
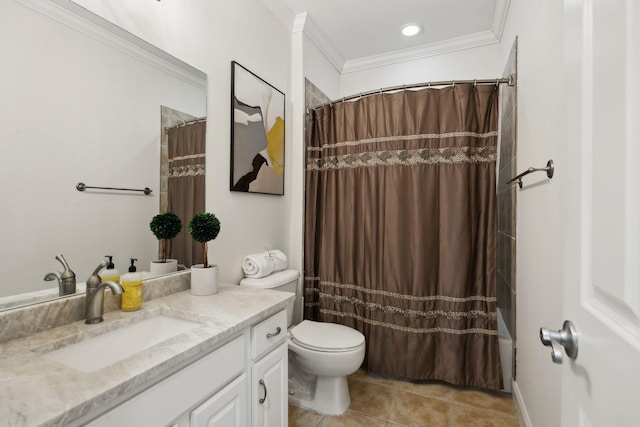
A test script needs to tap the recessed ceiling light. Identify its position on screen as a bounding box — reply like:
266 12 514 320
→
401 23 422 37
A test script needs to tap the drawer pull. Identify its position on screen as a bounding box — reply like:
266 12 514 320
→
266 326 282 339
259 379 268 404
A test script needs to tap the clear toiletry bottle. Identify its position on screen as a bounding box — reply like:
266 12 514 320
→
100 255 120 283
120 258 142 311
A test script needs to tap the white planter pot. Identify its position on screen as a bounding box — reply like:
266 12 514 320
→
190 264 218 296
150 259 178 276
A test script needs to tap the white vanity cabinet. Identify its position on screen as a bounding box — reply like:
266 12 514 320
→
82 309 290 427
250 310 288 427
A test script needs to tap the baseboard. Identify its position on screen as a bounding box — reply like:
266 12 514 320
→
512 380 533 427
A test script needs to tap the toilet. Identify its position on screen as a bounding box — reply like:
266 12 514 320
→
240 269 365 415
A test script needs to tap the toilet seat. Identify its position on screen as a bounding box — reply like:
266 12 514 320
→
290 320 365 353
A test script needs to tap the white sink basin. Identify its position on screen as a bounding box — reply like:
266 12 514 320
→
41 315 201 373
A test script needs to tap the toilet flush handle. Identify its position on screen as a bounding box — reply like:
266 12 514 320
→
266 326 282 339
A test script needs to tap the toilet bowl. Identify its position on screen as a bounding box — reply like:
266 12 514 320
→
288 319 365 414
240 269 366 415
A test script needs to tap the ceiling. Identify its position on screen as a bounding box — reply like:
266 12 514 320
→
262 0 509 73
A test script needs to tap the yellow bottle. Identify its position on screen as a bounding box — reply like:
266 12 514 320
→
121 258 143 312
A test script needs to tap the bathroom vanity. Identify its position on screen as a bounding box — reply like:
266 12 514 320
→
0 284 293 427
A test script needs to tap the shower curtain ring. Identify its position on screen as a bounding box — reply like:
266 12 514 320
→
452 80 456 88
473 79 477 88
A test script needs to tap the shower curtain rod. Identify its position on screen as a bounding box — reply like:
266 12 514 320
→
312 74 516 110
164 116 206 134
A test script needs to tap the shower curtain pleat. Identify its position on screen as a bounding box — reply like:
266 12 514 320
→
304 85 502 390
167 121 206 267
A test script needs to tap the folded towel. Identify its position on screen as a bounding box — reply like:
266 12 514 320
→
242 249 288 279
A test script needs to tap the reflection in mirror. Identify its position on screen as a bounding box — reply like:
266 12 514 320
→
163 112 206 268
0 0 206 310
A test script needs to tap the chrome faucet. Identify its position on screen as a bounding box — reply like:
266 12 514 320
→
85 260 124 324
44 254 77 296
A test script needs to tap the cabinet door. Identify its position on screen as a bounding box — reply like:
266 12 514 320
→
190 374 247 427
252 343 287 427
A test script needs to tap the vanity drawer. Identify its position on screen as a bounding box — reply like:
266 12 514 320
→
251 309 287 360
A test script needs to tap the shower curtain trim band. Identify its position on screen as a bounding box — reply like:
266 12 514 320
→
312 74 515 110
164 116 207 134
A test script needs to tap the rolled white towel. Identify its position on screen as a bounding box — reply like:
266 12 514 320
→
267 249 288 273
242 250 288 278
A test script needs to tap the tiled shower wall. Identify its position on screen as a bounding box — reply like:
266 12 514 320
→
305 78 332 119
497 39 518 342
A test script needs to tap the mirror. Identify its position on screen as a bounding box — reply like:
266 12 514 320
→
0 0 207 309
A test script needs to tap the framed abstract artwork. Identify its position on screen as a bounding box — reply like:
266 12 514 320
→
230 61 285 195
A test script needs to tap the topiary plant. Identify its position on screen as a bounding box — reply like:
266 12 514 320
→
188 212 221 268
149 212 182 263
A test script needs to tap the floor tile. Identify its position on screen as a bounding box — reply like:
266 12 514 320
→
347 378 397 419
289 404 323 427
453 406 519 427
318 410 387 427
387 389 453 427
350 368 399 388
288 370 519 427
395 379 457 402
453 389 517 417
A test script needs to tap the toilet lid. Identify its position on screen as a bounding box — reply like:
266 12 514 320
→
290 320 365 352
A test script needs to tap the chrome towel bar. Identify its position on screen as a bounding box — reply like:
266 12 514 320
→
506 160 554 189
76 182 152 195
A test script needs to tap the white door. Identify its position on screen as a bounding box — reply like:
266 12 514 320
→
560 0 640 425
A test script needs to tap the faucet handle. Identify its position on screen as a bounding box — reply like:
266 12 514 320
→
55 254 72 271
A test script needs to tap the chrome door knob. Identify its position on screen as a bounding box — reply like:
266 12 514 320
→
540 320 578 364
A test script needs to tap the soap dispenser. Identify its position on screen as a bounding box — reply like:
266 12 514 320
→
100 255 120 284
120 258 143 311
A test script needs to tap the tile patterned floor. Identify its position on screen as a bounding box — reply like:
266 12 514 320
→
288 369 520 427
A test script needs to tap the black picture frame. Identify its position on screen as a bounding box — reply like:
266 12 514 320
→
230 61 285 195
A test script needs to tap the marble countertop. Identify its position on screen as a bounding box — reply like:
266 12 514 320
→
0 284 293 427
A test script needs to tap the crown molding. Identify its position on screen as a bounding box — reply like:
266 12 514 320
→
292 12 306 33
492 0 511 41
15 0 206 89
341 30 499 74
299 13 345 73
301 0 511 74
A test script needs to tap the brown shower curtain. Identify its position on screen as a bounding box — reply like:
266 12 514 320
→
304 84 502 389
168 121 206 267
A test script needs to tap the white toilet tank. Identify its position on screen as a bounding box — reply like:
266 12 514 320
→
239 269 299 326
